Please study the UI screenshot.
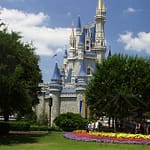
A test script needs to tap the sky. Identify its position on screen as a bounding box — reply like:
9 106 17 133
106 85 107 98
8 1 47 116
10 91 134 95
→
0 0 150 82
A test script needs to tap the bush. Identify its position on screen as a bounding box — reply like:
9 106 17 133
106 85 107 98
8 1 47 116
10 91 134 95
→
30 125 48 131
9 121 30 131
54 112 86 131
48 125 63 132
0 121 10 134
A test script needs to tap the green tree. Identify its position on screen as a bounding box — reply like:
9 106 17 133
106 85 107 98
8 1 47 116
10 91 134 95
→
0 25 42 121
85 54 150 126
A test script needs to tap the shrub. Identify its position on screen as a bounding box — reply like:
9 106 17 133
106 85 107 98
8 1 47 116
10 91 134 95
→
48 125 63 132
54 112 86 131
30 125 48 131
0 121 10 134
9 121 30 131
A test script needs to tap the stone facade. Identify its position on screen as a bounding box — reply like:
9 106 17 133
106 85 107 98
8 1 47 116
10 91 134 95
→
36 0 107 125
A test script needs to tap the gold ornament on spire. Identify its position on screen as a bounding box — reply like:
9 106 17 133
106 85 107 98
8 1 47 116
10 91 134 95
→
98 0 103 10
102 2 106 12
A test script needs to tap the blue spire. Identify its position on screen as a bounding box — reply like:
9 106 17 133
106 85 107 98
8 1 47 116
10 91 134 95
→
76 14 81 30
79 28 86 45
66 68 72 83
51 63 61 81
61 68 65 77
64 49 68 58
76 61 87 87
78 60 87 77
90 26 96 43
108 46 112 57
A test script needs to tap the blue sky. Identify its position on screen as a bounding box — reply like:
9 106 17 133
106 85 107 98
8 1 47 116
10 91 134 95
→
0 0 150 82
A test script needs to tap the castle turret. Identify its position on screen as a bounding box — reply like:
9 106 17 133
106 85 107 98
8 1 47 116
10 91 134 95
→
49 62 62 125
95 0 106 62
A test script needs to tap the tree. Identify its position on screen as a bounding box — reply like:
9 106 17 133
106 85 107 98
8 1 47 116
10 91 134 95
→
85 54 150 126
0 24 42 121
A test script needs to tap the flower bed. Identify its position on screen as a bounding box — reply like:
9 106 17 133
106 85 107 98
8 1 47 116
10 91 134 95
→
64 130 150 145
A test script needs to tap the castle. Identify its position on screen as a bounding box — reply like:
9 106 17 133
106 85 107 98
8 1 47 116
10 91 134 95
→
36 0 108 125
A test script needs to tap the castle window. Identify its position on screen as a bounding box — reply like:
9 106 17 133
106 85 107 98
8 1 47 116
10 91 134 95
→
86 40 89 44
87 67 91 75
86 46 89 50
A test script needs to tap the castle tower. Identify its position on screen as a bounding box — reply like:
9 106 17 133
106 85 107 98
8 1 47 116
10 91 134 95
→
49 62 62 124
95 0 106 62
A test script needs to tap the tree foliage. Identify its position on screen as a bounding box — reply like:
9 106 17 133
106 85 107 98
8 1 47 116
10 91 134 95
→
85 54 150 120
0 25 42 121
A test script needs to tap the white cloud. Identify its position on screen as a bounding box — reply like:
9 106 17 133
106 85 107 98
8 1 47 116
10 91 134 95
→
127 7 136 13
118 32 150 54
0 7 71 56
124 7 140 14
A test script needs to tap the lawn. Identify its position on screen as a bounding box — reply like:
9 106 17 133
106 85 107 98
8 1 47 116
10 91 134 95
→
0 132 150 150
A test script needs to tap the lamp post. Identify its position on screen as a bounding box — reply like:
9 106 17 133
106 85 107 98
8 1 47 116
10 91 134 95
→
48 93 53 128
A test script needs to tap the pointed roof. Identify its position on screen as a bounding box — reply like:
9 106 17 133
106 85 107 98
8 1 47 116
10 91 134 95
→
76 61 87 87
108 49 111 57
61 68 65 77
79 28 87 45
90 26 96 43
71 19 75 39
102 2 106 12
51 63 61 81
78 60 87 77
108 46 112 57
66 68 72 83
64 49 68 58
76 14 81 30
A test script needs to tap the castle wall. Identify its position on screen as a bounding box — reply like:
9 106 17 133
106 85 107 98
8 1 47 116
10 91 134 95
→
60 96 79 114
36 95 49 123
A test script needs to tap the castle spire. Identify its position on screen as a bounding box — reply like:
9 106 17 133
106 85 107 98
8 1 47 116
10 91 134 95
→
71 19 75 39
76 13 81 30
69 18 76 49
97 0 103 10
108 46 112 57
51 62 61 82
97 0 106 14
102 2 106 12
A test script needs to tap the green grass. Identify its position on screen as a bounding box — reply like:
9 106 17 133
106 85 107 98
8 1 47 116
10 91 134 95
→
0 132 150 150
